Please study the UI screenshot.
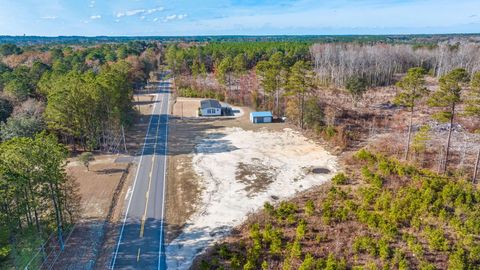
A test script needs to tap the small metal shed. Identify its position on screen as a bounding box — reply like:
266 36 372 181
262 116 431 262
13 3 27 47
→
250 111 273 124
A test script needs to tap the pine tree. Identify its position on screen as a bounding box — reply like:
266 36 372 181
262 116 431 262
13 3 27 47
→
428 68 469 173
394 67 428 160
286 61 315 129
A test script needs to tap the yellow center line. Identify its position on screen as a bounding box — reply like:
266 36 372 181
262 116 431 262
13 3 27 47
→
139 94 163 238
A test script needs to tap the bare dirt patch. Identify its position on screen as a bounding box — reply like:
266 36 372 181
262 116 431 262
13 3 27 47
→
165 97 287 243
236 158 278 197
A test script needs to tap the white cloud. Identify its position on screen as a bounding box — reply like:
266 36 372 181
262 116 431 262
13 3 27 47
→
90 15 101 20
40 16 57 20
147 7 164 14
165 14 177 21
164 14 187 22
116 6 165 18
116 9 145 17
89 0 95 8
153 17 159 22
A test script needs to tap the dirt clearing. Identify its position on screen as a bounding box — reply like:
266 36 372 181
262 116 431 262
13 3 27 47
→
165 98 337 269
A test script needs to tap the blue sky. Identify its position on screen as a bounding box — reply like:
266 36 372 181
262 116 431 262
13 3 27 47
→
0 0 479 36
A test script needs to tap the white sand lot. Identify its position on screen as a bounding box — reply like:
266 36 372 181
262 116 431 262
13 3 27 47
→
166 127 337 269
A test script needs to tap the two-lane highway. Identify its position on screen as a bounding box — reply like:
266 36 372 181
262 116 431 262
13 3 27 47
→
111 73 170 269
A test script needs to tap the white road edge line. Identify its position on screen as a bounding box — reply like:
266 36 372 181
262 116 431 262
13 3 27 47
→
158 80 169 270
110 91 160 269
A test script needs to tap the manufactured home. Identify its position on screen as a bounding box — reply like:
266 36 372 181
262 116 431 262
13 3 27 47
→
200 99 222 116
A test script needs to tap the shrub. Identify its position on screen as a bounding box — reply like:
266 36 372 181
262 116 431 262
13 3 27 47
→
378 238 392 261
316 233 328 243
323 125 337 139
269 230 283 255
199 260 211 270
276 201 297 223
296 220 307 240
353 236 377 257
448 247 468 270
332 173 348 185
290 240 302 258
321 200 334 225
324 253 347 270
231 254 242 269
355 149 377 163
419 262 436 270
264 202 275 216
425 227 449 252
377 159 394 176
78 152 94 171
299 253 315 270
261 260 268 270
243 260 255 270
305 200 315 216
218 244 231 259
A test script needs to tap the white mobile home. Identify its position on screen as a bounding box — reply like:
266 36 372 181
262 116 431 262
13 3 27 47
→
200 99 222 116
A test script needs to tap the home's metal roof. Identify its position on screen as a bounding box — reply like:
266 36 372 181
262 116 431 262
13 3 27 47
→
200 99 222 109
250 111 273 117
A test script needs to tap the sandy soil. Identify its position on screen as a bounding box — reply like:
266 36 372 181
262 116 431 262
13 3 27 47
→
165 97 338 270
165 98 286 242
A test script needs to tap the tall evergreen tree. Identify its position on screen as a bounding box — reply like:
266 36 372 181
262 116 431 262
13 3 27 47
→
428 68 469 173
286 61 316 129
394 67 428 160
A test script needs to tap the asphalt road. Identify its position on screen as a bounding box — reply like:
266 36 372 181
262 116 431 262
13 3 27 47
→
111 73 171 269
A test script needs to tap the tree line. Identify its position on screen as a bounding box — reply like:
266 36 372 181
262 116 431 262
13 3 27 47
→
168 41 480 180
310 42 480 88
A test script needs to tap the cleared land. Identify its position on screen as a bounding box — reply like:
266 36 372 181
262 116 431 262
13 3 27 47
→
165 97 337 269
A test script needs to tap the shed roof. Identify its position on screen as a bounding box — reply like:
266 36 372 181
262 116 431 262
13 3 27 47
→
250 111 273 117
200 99 222 109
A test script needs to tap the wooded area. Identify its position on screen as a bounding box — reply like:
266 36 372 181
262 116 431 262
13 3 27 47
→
0 41 160 268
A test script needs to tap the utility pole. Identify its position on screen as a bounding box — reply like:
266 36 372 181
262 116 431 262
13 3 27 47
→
121 125 128 153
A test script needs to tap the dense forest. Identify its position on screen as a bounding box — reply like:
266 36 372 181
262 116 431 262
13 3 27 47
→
0 41 160 268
